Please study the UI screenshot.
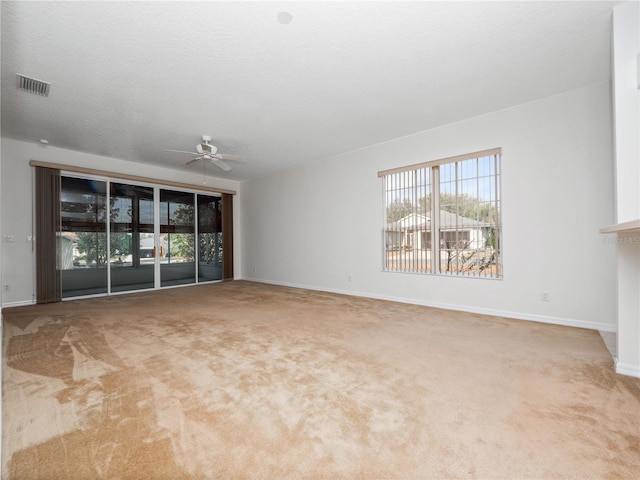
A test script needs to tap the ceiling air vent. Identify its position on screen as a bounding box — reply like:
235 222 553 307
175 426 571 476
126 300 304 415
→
16 73 51 97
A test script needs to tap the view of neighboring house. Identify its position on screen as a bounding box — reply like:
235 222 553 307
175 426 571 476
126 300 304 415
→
386 211 493 251
59 232 79 269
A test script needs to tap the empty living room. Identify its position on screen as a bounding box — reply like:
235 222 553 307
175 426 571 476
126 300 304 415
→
1 1 638 479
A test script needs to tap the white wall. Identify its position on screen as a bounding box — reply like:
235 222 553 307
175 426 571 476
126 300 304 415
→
612 1 640 377
612 1 640 224
0 138 242 306
242 82 617 331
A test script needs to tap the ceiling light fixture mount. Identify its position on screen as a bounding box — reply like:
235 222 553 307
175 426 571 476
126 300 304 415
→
277 11 293 25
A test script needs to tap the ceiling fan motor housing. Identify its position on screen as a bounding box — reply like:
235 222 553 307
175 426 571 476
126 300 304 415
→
198 135 217 155
202 144 217 154
166 135 235 171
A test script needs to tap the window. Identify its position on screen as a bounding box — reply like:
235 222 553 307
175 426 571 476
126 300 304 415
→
380 148 502 278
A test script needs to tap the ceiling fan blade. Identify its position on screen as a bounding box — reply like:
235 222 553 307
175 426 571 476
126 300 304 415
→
210 157 232 171
217 154 246 163
165 149 199 155
185 157 204 166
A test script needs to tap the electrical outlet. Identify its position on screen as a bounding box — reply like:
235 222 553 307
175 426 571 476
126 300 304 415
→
3 284 10 292
3 235 14 243
347 275 352 282
540 291 550 302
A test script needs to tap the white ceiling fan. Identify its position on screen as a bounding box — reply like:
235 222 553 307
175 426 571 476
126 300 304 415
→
165 135 245 172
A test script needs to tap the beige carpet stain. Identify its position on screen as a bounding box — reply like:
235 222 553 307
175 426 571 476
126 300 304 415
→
3 281 639 479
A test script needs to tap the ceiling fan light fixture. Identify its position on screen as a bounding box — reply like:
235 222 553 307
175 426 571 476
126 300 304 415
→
167 134 244 173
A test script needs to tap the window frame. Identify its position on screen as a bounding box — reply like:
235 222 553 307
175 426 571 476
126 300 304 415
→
379 148 502 279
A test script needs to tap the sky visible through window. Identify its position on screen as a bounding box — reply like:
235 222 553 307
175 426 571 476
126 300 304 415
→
386 155 498 207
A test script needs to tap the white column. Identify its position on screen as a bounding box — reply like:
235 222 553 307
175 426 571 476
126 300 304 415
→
612 1 640 377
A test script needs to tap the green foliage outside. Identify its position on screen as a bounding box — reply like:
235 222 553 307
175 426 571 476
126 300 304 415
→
162 203 222 264
435 193 498 224
164 204 195 262
73 199 222 266
76 232 132 267
387 193 498 224
74 198 128 267
386 198 415 223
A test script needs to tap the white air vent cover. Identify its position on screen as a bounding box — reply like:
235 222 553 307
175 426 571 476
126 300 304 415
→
16 74 51 97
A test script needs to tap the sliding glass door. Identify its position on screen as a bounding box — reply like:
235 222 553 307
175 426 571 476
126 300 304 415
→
58 174 224 299
110 182 156 292
198 194 223 282
60 177 109 298
160 189 196 287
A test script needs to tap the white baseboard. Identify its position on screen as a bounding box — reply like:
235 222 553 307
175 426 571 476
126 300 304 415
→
615 360 640 378
241 277 617 333
2 280 619 336
1 299 36 309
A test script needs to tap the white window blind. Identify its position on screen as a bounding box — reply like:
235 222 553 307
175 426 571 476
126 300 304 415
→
380 148 502 278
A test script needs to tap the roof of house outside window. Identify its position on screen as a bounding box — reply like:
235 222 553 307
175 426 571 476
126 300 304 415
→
387 212 492 231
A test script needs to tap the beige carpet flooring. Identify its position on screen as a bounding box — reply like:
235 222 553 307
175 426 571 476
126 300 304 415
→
2 281 639 479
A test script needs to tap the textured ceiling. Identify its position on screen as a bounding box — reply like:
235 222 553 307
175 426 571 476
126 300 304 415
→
1 1 619 182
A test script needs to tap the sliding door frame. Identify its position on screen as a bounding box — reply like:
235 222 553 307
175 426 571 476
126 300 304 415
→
35 160 236 303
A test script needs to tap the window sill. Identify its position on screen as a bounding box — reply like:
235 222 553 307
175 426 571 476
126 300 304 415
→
599 219 640 234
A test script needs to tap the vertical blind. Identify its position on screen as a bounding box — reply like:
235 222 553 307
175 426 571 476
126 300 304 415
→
35 167 62 303
222 193 234 280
